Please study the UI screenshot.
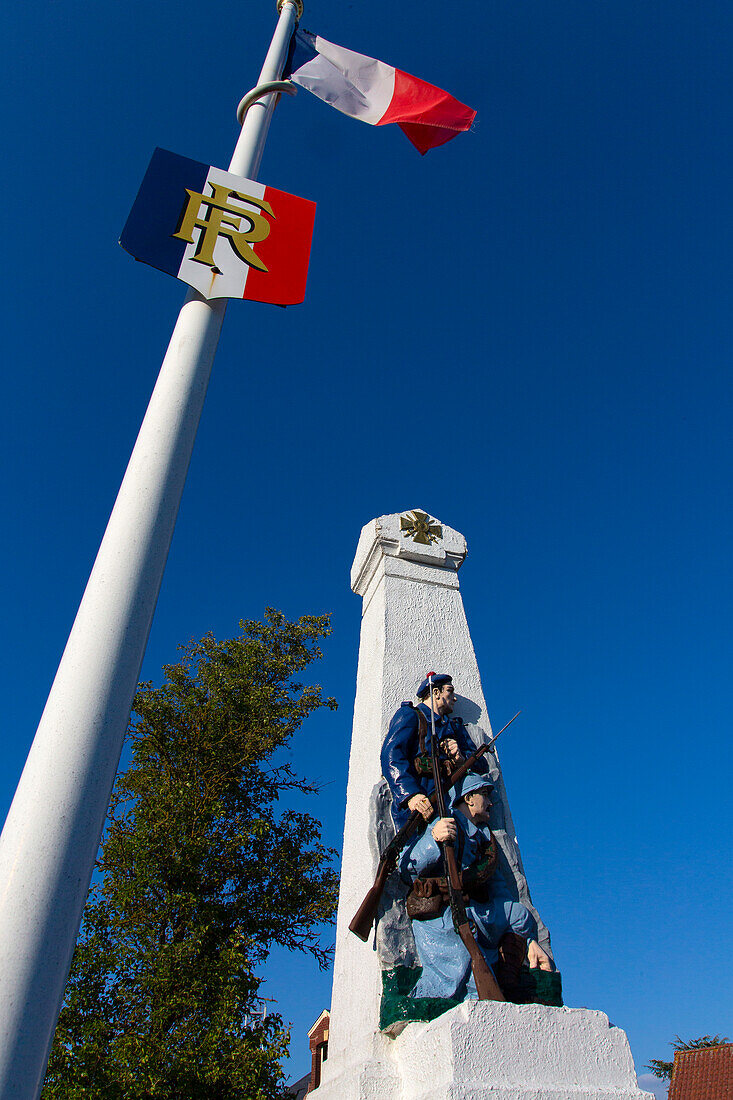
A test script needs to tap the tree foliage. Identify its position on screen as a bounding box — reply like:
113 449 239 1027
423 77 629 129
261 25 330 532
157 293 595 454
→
646 1034 731 1080
43 610 339 1100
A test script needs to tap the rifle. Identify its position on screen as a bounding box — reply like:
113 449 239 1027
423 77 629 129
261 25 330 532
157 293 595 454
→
427 676 505 1001
348 710 519 943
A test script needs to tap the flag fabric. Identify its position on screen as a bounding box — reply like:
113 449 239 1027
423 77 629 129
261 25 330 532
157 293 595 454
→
285 29 476 154
120 148 316 304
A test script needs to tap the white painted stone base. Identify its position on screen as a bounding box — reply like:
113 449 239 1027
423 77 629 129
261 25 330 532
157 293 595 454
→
312 1003 654 1100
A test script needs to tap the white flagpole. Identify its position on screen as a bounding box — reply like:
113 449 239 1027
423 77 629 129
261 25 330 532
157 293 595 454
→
0 3 301 1096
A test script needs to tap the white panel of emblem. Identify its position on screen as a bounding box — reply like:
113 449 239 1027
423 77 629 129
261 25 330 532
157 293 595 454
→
177 167 268 300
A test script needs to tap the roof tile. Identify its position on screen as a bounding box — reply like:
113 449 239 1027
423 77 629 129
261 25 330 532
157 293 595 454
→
668 1044 733 1100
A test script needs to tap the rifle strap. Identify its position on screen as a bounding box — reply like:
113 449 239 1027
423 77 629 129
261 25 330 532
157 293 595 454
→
417 708 428 755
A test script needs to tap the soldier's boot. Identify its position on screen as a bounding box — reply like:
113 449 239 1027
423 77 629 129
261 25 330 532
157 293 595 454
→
494 930 527 1001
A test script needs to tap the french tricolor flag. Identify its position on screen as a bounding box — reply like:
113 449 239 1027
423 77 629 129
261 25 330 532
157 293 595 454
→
286 29 476 155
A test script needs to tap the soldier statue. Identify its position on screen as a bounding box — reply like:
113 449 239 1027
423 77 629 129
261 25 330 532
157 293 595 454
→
373 672 556 1013
399 770 552 1002
380 672 491 830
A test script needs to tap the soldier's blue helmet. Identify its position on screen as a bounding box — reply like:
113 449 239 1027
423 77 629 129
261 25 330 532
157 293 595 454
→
416 672 452 699
450 770 494 810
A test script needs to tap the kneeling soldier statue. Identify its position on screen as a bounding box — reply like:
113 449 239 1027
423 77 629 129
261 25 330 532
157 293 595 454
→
400 771 552 1003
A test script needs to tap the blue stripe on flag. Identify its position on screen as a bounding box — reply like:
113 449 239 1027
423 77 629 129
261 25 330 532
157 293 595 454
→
284 28 319 78
120 148 209 277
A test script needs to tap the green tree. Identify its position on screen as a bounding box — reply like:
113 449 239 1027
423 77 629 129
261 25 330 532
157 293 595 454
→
646 1034 731 1080
43 610 339 1100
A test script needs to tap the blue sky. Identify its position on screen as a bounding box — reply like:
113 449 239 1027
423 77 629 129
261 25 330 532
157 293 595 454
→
2 0 732 1091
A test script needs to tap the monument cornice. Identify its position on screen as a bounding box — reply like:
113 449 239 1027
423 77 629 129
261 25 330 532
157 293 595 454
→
350 510 467 597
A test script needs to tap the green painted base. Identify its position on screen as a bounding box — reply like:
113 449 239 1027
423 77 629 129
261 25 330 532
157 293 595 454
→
512 967 563 1007
379 966 563 1032
380 966 461 1030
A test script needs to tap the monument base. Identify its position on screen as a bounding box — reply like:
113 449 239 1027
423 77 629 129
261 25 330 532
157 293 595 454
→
312 1002 654 1100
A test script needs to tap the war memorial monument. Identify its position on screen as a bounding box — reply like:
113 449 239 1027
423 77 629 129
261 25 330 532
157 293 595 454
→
309 510 652 1100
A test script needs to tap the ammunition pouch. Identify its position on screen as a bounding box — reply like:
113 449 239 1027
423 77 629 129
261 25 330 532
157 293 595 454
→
412 709 460 781
412 754 454 780
405 832 499 919
406 876 450 919
460 832 498 902
406 875 474 920
413 753 435 778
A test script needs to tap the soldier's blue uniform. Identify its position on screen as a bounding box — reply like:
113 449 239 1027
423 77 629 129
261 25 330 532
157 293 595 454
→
380 698 489 830
398 778 537 1001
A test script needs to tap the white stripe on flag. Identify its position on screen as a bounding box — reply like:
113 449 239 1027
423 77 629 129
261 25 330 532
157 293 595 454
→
293 35 395 124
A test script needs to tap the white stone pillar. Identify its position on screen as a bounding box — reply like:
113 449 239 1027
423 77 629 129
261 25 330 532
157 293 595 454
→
313 510 652 1100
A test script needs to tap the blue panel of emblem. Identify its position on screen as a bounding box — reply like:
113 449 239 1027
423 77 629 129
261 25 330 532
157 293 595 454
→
120 148 210 277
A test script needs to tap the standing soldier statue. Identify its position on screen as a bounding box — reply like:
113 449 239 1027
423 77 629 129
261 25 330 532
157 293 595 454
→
380 673 491 829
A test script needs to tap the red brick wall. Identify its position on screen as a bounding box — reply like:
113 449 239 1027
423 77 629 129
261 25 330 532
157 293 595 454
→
307 1014 330 1093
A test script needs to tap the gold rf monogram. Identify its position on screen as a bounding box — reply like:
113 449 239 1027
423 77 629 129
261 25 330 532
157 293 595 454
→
173 183 274 271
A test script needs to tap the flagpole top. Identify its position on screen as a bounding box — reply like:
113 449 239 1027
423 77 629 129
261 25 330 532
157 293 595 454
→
277 0 303 18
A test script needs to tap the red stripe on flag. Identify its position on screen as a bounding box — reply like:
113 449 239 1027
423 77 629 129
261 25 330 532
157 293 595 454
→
378 69 476 154
243 187 316 306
